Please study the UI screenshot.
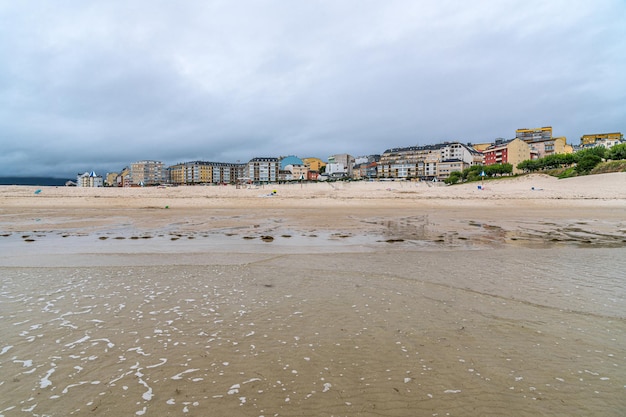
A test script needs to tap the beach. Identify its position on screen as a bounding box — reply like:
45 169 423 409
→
1 173 625 416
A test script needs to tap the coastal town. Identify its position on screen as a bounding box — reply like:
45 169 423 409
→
75 127 624 187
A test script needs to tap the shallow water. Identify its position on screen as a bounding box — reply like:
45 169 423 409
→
1 221 625 416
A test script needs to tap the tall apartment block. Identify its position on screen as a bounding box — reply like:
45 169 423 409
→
246 157 279 183
516 126 553 141
168 161 245 185
580 132 624 146
130 160 166 186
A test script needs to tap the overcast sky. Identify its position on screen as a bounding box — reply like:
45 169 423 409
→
1 0 624 177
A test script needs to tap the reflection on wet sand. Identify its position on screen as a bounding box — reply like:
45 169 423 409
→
2 209 626 251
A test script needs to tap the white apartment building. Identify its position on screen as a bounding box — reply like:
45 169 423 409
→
379 142 481 180
76 171 104 187
247 157 279 183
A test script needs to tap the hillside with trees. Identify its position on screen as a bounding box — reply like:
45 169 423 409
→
444 144 626 185
517 144 626 178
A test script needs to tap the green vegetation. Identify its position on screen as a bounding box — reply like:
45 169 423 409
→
607 143 626 160
556 167 577 179
517 153 577 172
445 163 512 184
590 160 626 174
447 144 626 185
515 144 626 179
575 153 602 174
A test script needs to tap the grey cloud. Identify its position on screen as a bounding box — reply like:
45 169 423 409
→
0 0 624 177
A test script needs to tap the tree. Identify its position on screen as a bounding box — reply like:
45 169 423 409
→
607 143 626 160
517 159 540 173
482 163 513 177
575 154 602 174
445 171 462 184
575 147 606 161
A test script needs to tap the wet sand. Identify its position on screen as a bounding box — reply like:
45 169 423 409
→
1 175 625 416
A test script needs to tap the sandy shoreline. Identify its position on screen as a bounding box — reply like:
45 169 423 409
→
1 173 625 210
2 172 625 256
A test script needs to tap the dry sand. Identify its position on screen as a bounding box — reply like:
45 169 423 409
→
1 173 625 416
1 173 626 210
1 172 625 252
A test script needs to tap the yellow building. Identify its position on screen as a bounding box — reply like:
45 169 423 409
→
169 164 185 184
106 167 131 187
290 164 308 180
169 161 244 184
437 160 469 180
470 142 493 152
514 126 572 158
553 137 574 154
580 132 623 146
302 157 326 172
105 172 118 187
191 163 213 183
516 126 553 141
483 139 531 174
118 167 131 187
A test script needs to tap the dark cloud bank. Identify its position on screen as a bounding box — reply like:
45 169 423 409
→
0 0 624 177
